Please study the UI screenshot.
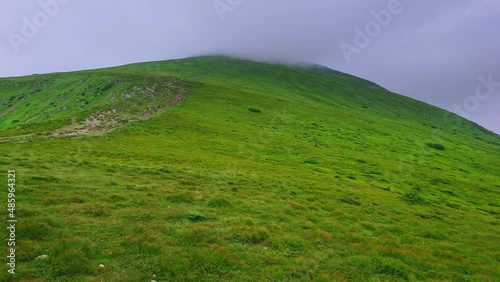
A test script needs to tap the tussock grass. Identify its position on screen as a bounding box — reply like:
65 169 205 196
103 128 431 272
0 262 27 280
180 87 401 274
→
0 56 499 281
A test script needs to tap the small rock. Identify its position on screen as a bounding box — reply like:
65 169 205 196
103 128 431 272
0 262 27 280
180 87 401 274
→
36 254 48 260
263 247 268 250
153 274 157 277
99 264 105 268
152 280 157 282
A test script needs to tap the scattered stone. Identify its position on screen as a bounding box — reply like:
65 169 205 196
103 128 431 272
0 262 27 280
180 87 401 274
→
99 264 105 268
263 247 268 250
36 254 48 260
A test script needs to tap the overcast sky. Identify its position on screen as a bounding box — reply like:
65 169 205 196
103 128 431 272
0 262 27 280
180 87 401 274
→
1 0 499 133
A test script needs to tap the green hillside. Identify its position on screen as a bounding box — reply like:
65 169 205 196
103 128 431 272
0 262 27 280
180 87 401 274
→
1 56 499 281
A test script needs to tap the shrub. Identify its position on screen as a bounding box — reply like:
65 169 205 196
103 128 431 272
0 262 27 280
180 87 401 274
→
371 257 409 280
426 143 445 150
403 187 427 205
339 197 361 206
101 83 114 92
185 211 207 222
248 108 262 113
159 166 173 173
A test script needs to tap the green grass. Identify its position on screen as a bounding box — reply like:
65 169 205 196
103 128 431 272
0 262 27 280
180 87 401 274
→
1 56 499 281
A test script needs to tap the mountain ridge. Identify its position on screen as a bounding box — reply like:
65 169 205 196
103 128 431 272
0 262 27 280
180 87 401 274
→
1 56 497 138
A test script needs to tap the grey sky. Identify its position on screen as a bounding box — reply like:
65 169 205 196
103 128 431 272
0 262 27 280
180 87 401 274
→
1 0 499 133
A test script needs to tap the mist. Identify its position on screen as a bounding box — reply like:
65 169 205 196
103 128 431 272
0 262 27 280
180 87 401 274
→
1 0 499 133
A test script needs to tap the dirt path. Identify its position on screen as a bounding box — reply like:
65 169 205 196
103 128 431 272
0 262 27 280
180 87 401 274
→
0 84 189 143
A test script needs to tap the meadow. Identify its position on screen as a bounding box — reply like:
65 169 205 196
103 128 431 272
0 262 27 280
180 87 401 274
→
0 56 499 281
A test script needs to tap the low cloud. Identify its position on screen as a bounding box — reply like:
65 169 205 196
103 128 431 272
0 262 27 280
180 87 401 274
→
1 0 498 133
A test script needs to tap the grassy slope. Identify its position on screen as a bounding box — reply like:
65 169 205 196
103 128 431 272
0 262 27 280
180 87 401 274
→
0 56 499 281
